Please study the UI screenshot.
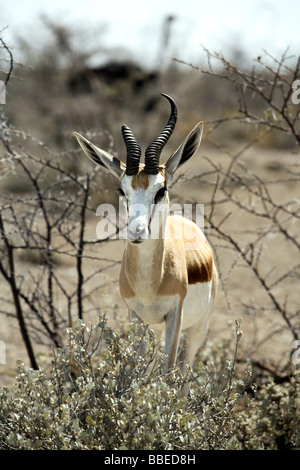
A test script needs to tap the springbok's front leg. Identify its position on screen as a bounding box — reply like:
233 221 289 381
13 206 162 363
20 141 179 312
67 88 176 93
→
164 301 183 371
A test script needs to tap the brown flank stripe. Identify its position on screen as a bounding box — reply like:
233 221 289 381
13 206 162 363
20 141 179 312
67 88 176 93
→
186 249 213 284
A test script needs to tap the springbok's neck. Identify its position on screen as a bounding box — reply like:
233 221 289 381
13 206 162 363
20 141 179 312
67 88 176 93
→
125 236 166 289
127 235 165 263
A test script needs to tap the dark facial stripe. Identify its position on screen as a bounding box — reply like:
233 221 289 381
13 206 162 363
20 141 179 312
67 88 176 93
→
130 171 150 189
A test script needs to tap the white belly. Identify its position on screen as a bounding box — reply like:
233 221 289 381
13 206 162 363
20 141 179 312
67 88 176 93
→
125 281 213 332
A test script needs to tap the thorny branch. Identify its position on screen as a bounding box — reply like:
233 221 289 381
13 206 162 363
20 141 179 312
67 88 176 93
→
0 36 13 85
0 125 119 369
202 46 300 145
175 47 300 381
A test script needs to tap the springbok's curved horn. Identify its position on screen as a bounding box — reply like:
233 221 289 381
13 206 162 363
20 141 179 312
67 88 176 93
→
144 93 178 175
121 125 141 175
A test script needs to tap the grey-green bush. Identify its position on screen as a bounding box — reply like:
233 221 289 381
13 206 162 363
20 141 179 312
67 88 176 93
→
0 317 299 450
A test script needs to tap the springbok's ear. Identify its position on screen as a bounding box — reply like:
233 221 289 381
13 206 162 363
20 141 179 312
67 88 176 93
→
165 122 203 179
74 132 125 179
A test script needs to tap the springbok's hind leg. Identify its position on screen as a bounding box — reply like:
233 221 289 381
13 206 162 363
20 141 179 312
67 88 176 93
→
164 301 183 371
180 312 210 396
185 312 210 367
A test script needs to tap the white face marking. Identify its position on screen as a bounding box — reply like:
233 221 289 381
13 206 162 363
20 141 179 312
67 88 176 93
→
120 172 168 243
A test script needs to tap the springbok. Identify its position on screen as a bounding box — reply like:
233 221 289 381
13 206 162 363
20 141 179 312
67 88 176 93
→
74 93 218 376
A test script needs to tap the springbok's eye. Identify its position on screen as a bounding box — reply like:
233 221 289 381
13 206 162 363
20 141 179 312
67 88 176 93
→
118 187 126 197
154 187 167 203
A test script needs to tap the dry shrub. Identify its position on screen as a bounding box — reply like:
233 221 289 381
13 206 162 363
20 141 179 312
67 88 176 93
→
0 317 251 450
